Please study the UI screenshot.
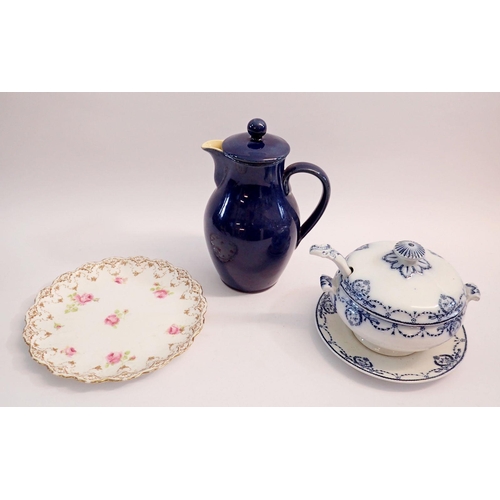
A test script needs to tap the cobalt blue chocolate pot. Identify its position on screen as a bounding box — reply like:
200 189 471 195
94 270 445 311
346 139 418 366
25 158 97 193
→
202 118 331 293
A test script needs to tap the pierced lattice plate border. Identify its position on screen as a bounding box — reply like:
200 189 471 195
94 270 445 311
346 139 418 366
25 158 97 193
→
23 257 208 383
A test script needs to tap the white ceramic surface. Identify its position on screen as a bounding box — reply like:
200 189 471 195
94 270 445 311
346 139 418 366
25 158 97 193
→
315 292 467 383
23 257 208 383
310 241 480 355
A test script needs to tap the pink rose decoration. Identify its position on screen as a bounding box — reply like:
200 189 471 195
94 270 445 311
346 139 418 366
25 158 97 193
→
63 347 77 356
154 289 168 299
114 277 124 284
106 352 122 364
75 293 94 305
104 314 120 326
167 324 181 335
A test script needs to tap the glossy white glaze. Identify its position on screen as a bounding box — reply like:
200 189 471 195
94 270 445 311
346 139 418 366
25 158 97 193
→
23 257 208 383
315 292 468 383
311 240 480 356
344 241 465 318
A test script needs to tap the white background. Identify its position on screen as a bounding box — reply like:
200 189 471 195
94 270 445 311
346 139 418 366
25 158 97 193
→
2 3 500 499
1 92 499 406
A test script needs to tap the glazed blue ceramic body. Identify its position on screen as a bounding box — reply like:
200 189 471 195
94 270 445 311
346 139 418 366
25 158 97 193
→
203 118 330 293
205 156 298 292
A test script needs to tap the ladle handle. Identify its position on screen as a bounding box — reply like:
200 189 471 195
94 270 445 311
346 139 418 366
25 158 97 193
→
283 162 331 246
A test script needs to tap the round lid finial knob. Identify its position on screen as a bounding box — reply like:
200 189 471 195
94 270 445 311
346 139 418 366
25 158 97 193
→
248 118 267 141
394 240 425 264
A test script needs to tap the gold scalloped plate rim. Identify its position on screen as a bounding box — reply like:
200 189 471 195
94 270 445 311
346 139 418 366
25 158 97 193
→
23 256 208 384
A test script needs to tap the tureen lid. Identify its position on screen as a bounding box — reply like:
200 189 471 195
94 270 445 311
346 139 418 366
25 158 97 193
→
222 118 291 164
340 240 467 325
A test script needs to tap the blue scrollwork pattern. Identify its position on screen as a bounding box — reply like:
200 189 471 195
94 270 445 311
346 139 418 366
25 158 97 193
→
315 292 467 382
353 356 373 369
339 276 465 333
382 248 432 278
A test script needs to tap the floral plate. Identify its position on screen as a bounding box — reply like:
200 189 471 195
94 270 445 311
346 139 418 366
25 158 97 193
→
315 293 467 383
23 257 208 383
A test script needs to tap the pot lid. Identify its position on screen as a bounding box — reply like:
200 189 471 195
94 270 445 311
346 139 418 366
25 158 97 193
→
222 118 291 164
340 240 467 325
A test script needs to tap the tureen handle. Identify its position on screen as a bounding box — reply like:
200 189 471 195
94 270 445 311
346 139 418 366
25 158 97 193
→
319 274 342 294
320 274 334 292
309 244 352 278
465 283 481 303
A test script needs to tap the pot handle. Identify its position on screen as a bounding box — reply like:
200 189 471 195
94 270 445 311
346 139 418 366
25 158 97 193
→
283 162 330 246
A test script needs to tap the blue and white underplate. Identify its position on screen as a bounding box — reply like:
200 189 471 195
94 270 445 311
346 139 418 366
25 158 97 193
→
315 292 467 383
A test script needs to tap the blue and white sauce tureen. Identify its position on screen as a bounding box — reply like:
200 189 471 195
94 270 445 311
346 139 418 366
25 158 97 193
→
310 240 480 356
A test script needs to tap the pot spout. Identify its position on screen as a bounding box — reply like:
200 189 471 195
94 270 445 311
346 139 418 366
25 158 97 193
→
202 140 227 187
202 139 223 153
